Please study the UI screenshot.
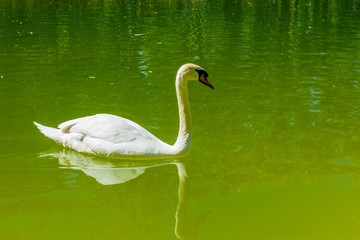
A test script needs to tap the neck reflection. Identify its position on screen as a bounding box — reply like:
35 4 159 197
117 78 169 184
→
42 147 209 239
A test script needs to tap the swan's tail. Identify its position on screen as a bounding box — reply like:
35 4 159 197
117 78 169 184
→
34 122 62 142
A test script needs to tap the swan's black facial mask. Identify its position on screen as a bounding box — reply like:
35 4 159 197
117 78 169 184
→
196 69 214 89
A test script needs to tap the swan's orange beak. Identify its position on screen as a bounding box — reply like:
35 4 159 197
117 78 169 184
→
199 73 214 90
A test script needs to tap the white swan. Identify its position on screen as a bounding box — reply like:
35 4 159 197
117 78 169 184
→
34 63 213 159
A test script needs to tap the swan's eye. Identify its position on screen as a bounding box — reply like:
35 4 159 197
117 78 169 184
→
195 69 208 80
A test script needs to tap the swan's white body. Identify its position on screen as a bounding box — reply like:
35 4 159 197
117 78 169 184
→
34 63 213 159
35 114 174 158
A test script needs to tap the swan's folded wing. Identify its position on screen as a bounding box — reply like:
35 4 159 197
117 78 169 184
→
59 115 94 133
59 114 157 144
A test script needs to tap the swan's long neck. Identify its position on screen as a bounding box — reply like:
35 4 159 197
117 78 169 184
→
173 73 192 154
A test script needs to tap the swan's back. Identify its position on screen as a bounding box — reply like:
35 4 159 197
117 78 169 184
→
59 114 157 144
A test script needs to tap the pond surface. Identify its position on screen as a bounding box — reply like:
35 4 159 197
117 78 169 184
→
1 0 360 239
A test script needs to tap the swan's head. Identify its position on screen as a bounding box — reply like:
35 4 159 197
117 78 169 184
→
178 63 214 89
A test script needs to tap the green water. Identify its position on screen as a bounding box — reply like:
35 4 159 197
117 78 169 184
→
2 0 360 239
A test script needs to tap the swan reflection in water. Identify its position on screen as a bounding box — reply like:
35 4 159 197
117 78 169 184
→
42 147 210 240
